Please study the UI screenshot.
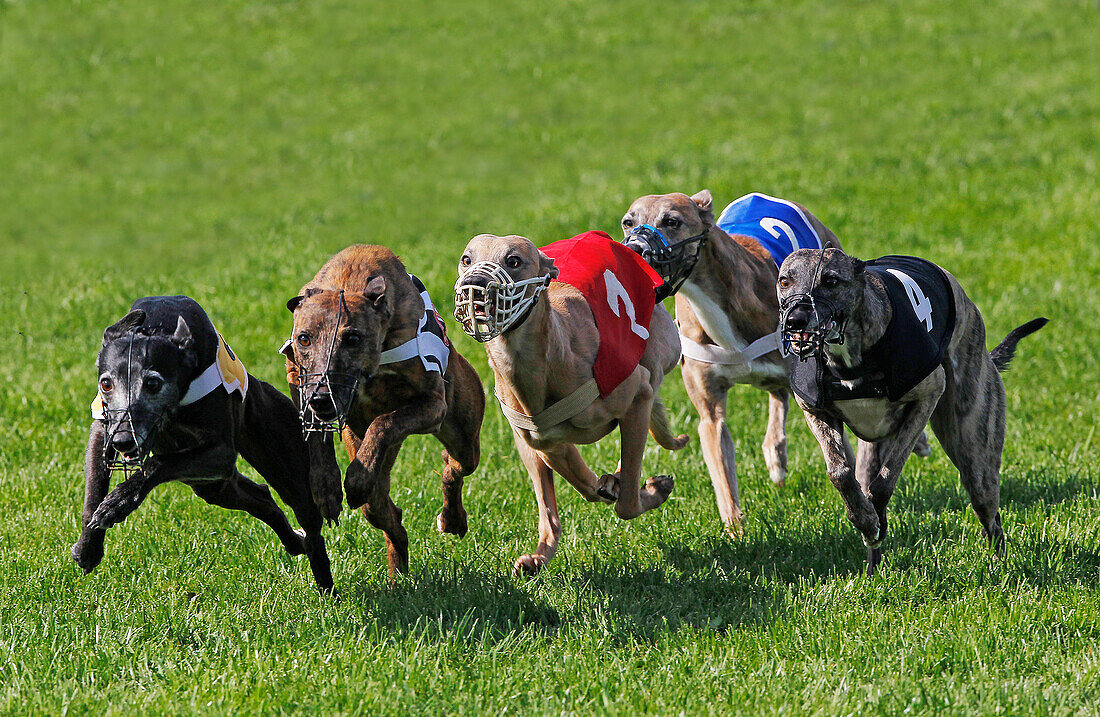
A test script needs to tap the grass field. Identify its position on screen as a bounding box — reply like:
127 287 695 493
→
2 0 1099 713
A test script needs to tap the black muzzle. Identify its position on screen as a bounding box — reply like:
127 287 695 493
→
779 293 846 360
623 224 707 299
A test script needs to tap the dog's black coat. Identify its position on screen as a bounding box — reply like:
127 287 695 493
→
72 296 335 592
791 256 956 409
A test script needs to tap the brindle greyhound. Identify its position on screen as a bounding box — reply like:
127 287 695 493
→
778 247 1047 574
454 233 688 576
283 245 484 577
73 296 335 592
622 190 930 532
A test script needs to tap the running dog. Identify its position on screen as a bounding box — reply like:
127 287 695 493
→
454 231 688 576
777 247 1047 574
283 245 484 577
622 190 930 532
72 296 335 592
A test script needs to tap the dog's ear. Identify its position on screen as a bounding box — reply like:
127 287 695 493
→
169 316 193 350
690 189 713 214
537 249 559 280
363 275 387 310
103 309 146 345
852 259 866 275
287 287 323 312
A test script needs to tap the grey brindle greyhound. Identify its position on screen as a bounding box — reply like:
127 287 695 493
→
73 296 335 592
777 248 1047 574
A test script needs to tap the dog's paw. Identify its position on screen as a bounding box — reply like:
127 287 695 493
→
71 540 103 574
596 474 620 502
645 474 675 502
768 466 787 488
87 487 142 530
314 491 343 526
513 554 548 578
437 508 468 538
855 515 884 549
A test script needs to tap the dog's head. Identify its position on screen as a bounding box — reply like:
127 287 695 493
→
96 309 197 459
284 279 390 427
777 248 865 359
620 190 713 296
454 234 558 341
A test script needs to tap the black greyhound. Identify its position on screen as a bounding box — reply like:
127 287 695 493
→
72 295 335 592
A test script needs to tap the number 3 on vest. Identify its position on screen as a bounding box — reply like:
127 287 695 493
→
603 270 649 339
886 268 934 331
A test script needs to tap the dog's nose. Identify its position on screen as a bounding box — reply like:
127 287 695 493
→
623 238 649 257
308 394 338 419
111 434 138 455
783 307 813 330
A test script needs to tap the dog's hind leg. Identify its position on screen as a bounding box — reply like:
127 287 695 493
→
72 421 111 573
912 430 933 458
190 473 307 555
763 390 790 487
930 366 1007 554
432 356 485 538
682 361 741 531
512 434 560 577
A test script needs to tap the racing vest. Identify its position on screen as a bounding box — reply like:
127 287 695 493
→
541 231 665 397
790 256 957 409
716 192 825 268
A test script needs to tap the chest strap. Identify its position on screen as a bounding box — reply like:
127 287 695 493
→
679 331 786 366
495 379 600 438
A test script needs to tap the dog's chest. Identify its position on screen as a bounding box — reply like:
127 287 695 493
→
679 280 786 383
831 397 909 442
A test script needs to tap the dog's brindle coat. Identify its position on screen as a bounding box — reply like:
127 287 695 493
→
622 191 931 532
457 234 688 576
72 296 335 592
778 248 1047 574
284 245 484 577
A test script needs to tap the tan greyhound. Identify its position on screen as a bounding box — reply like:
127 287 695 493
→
454 231 688 575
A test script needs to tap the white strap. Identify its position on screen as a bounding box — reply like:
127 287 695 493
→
380 338 419 364
495 379 600 437
679 331 786 366
179 361 222 406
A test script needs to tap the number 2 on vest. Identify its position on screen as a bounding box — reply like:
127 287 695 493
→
886 269 933 331
760 217 799 253
603 270 649 339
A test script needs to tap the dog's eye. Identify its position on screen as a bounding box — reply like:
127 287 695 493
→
461 255 472 267
622 218 634 229
143 376 163 393
344 332 362 346
99 377 114 393
663 216 681 228
505 255 521 269
821 276 839 288
297 332 311 347
778 277 791 290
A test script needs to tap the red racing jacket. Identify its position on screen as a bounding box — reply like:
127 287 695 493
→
541 231 665 397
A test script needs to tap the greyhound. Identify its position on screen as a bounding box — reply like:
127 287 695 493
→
283 244 484 578
73 296 335 592
777 247 1047 574
622 190 930 532
454 231 688 575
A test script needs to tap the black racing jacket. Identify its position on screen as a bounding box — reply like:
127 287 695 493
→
791 256 956 409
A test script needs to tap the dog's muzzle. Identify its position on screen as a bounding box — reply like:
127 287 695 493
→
453 262 552 342
779 293 846 360
102 405 169 477
296 368 362 435
622 224 707 298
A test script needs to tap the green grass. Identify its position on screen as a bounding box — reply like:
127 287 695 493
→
2 0 1098 713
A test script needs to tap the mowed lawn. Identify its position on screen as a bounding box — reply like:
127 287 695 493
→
2 0 1098 713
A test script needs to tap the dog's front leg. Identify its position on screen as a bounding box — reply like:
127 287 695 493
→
72 421 110 573
610 379 673 520
306 431 343 525
682 362 741 531
345 400 447 509
86 453 194 530
512 432 560 577
803 410 880 543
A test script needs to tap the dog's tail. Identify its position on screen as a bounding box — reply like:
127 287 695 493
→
990 317 1048 372
650 396 689 450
